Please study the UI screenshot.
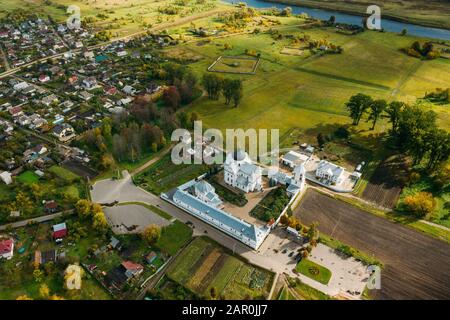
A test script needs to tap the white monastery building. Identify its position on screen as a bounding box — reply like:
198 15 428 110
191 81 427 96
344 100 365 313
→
224 150 262 193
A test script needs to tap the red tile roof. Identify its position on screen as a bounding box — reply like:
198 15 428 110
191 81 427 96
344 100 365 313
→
121 261 143 271
0 239 13 255
53 229 67 239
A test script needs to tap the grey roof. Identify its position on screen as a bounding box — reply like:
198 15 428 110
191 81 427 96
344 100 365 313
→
53 222 66 232
194 180 215 195
240 163 260 176
173 189 260 241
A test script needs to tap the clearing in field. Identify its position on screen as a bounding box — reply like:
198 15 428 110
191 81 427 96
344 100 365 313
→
208 56 260 74
280 46 306 56
161 47 203 63
166 237 274 299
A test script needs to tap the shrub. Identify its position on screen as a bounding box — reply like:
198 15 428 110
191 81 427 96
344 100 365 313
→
403 192 436 218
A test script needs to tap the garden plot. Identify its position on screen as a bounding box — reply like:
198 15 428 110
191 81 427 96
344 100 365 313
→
166 237 274 299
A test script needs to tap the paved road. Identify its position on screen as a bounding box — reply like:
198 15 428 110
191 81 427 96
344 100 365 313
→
295 189 450 300
0 210 75 231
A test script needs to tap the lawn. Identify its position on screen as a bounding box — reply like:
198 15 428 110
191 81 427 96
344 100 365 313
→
155 220 193 256
209 56 260 74
277 286 296 300
16 171 40 185
166 237 274 299
286 276 332 300
135 153 210 195
177 25 450 150
48 165 79 183
296 258 332 285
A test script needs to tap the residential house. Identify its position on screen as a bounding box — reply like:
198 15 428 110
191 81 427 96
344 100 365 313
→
34 249 57 265
0 238 14 260
41 94 59 106
52 123 75 142
145 252 157 264
121 261 144 279
39 74 50 83
8 106 23 117
315 160 345 185
44 200 58 213
52 222 67 241
281 150 310 169
79 90 93 101
0 171 12 185
82 77 97 90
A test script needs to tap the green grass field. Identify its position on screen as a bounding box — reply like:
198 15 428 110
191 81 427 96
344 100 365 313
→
286 276 332 300
296 258 332 285
135 153 210 195
174 25 449 149
16 171 40 185
156 220 193 255
209 56 260 74
48 165 79 183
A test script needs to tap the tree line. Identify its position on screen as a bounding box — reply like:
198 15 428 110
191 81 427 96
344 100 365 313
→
202 73 243 107
346 93 450 170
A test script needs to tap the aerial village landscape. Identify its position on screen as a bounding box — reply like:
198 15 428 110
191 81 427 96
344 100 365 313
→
0 0 449 305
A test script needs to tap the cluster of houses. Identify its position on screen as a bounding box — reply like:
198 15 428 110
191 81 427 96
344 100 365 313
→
280 144 363 189
0 221 67 262
0 17 67 68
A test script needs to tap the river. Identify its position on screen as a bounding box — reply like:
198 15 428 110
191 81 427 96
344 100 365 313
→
224 0 450 41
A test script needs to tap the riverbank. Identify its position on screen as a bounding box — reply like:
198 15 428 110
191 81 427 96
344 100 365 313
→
262 0 450 31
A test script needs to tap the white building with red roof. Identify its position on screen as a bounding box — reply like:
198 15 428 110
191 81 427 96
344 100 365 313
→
0 238 14 260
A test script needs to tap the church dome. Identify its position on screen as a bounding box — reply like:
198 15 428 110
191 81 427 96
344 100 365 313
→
233 149 247 161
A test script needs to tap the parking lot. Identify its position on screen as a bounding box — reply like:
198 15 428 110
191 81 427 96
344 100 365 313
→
259 227 369 298
104 204 171 234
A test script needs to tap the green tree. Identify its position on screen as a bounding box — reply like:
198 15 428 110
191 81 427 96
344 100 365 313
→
386 101 405 134
367 99 387 130
92 210 108 234
403 192 436 218
231 79 243 107
75 199 92 218
345 93 373 125
141 224 161 244
425 129 450 170
202 73 223 100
